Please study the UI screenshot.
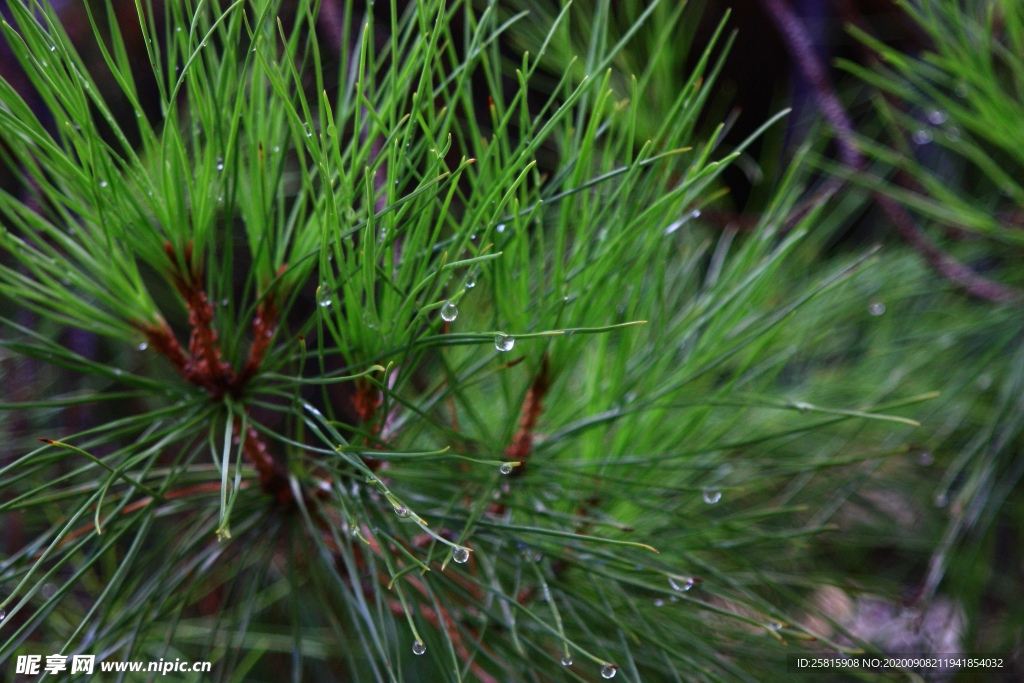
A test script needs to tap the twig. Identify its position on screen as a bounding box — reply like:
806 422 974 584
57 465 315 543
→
759 0 1019 302
505 355 550 470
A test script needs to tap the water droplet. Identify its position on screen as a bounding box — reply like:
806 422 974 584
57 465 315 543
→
273 145 280 153
264 328 273 338
499 463 513 475
601 664 617 679
868 302 886 316
221 298 229 307
99 181 108 188
440 301 458 322
494 334 515 352
668 576 694 592
42 583 57 599
912 129 932 145
138 342 148 351
654 598 664 607
768 620 782 631
470 233 477 241
176 26 182 32
50 45 55 51
216 163 223 171
40 59 47 67
955 82 969 97
702 489 721 504
412 641 426 655
669 595 679 602
113 369 123 376
453 547 470 563
496 223 505 233
363 310 377 329
934 492 948 508
917 451 934 466
927 110 948 125
318 287 332 308
465 273 476 288
394 506 409 518
944 127 960 141
691 209 702 218
561 654 573 666
976 374 992 390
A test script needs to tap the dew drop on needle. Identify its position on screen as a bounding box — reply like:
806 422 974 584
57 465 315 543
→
560 654 573 666
494 334 515 352
601 664 617 679
412 641 426 655
452 547 470 563
703 489 721 504
499 462 513 475
440 301 458 322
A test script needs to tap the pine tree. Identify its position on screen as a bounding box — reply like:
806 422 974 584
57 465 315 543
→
0 0 947 681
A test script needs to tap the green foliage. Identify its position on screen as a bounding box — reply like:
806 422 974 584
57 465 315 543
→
0 0 952 681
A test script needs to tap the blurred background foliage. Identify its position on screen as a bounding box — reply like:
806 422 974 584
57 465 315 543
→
0 0 1021 681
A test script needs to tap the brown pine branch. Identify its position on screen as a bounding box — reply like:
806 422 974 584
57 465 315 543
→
759 0 1020 303
504 355 550 470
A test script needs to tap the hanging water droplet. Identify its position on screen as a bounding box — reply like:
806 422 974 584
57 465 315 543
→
499 462 513 475
494 334 515 352
691 209 702 218
601 664 617 679
99 181 108 188
917 451 934 466
945 127 960 141
977 374 992 390
412 641 426 655
113 369 123 376
216 163 223 171
927 109 948 125
440 301 458 322
669 595 679 602
668 576 694 592
318 287 332 308
912 129 932 145
363 310 377 329
138 342 148 351
274 145 280 153
50 45 55 51
221 298 229 307
934 492 948 508
703 489 721 504
768 620 782 631
465 273 476 288
453 547 470 563
560 654 573 666
176 26 182 32
955 82 969 98
496 223 505 233
42 583 57 599
40 59 47 67
394 506 409 518
654 598 664 607
868 302 886 316
0 607 5 621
